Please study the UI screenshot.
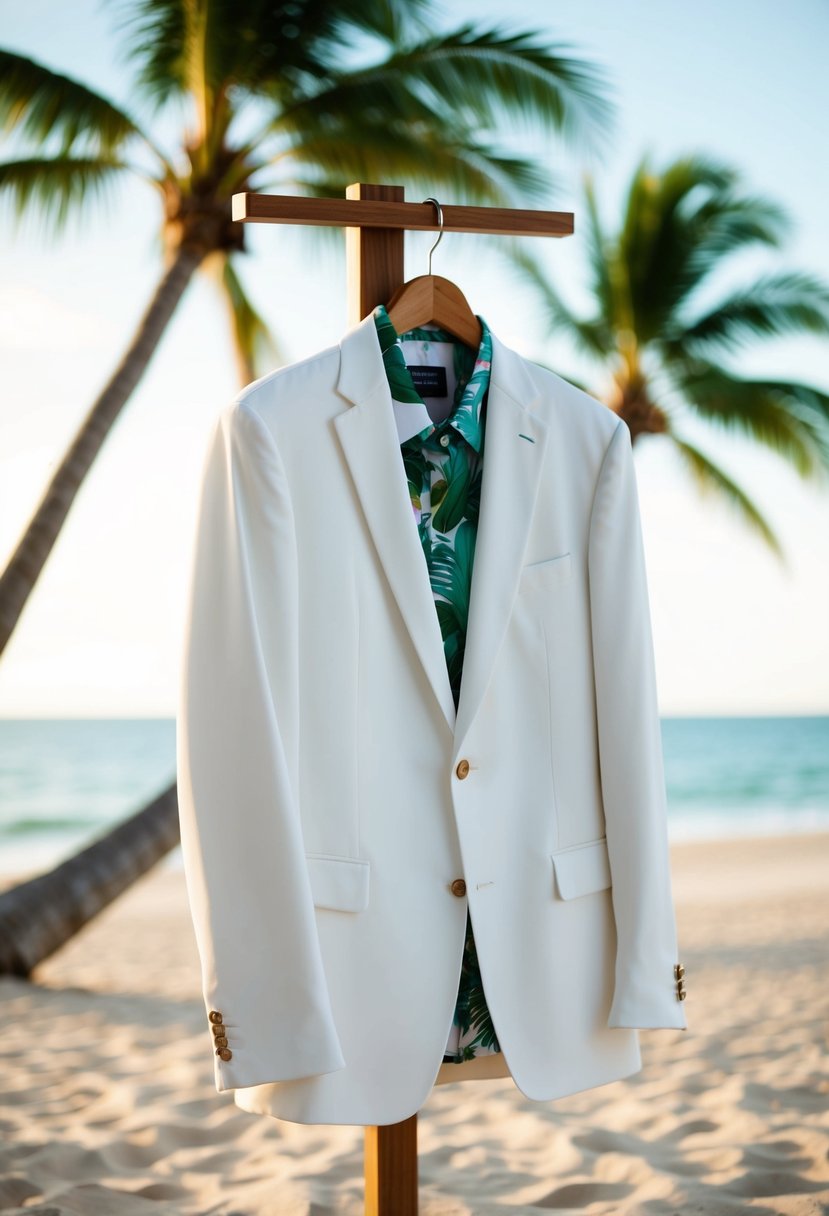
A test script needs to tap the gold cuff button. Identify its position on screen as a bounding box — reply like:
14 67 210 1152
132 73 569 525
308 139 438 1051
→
455 759 470 779
674 963 685 980
217 1047 233 1061
450 878 467 897
208 1010 224 1023
214 1036 228 1048
211 1023 226 1037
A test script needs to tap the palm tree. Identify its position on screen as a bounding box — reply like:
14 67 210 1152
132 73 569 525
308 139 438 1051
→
0 1 616 972
0 3 615 657
502 151 829 558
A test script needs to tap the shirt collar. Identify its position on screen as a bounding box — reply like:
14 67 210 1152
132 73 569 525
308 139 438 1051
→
372 302 492 451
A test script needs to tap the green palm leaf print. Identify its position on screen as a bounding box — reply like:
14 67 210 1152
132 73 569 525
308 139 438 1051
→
432 443 473 534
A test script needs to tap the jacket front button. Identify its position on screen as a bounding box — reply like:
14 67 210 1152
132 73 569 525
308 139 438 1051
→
217 1047 233 1061
450 878 467 897
455 759 470 779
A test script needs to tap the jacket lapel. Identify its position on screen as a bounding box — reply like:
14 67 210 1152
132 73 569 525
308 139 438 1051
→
334 311 549 751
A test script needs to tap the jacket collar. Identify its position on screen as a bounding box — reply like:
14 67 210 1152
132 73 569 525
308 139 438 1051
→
371 302 493 451
334 308 548 757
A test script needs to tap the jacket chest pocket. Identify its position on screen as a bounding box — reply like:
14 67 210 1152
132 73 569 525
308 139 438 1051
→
520 551 572 592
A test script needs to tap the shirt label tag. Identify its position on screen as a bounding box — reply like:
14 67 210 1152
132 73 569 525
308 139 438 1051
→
408 364 448 397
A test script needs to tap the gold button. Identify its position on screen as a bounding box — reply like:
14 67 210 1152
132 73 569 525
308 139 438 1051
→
214 1036 228 1048
208 1009 223 1023
674 963 685 980
211 1023 226 1037
455 759 470 779
450 878 467 897
677 987 687 1001
217 1047 233 1061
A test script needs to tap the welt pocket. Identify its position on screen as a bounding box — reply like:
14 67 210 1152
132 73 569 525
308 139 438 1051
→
520 550 572 590
305 852 371 913
550 836 612 900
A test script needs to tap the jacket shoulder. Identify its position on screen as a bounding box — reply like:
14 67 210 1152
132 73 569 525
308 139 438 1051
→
231 341 342 428
530 361 619 437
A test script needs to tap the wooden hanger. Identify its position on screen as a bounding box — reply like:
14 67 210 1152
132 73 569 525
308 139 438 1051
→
385 197 483 350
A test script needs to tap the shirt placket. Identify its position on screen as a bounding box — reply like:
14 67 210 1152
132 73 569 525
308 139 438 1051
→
374 306 500 1064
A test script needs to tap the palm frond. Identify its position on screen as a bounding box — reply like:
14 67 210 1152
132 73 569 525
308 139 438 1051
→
257 118 552 205
109 0 189 107
620 151 793 341
0 48 171 171
0 155 142 236
211 252 286 382
683 194 792 284
498 236 613 358
386 23 617 146
669 270 829 355
273 22 616 151
336 0 434 44
110 0 433 108
272 72 455 134
677 362 829 478
581 170 616 325
669 433 785 560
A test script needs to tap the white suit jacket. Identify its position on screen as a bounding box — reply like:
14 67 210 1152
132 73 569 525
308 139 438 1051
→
176 307 688 1128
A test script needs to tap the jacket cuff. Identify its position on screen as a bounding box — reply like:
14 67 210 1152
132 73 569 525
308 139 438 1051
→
204 1000 347 1093
608 960 688 1030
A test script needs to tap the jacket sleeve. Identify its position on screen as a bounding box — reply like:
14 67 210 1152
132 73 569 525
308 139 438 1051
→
587 418 688 1031
176 398 347 1091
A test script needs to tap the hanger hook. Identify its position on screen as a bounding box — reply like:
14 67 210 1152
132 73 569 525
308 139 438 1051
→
423 197 444 274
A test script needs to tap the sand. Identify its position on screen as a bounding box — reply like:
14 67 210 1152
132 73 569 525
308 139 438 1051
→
1 831 828 1215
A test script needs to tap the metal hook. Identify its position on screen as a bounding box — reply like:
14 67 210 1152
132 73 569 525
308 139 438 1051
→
423 197 444 274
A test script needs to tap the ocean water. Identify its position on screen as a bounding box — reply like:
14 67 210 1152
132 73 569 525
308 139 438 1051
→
0 716 827 878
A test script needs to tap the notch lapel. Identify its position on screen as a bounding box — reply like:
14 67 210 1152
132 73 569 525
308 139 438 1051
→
334 313 549 750
451 334 549 760
334 313 458 734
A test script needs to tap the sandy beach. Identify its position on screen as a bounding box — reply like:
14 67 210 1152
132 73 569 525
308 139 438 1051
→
2 830 828 1215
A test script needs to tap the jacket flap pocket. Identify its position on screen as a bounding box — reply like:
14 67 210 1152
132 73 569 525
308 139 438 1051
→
551 836 611 900
521 551 572 589
305 853 370 912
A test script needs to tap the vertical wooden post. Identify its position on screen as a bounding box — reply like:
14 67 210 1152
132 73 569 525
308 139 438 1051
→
364 1112 419 1215
345 182 406 327
345 181 420 1216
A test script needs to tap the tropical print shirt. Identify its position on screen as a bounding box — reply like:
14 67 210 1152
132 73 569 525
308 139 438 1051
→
372 301 502 1064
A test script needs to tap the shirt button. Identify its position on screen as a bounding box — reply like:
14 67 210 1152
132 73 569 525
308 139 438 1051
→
450 878 467 897
439 433 451 446
455 758 470 779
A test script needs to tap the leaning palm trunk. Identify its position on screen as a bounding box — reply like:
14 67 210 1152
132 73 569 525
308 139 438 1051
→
0 243 205 657
0 781 179 976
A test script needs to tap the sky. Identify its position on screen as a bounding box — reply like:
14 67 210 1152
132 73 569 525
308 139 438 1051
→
1 0 828 717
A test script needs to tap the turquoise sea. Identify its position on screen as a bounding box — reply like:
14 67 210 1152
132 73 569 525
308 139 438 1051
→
0 715 827 877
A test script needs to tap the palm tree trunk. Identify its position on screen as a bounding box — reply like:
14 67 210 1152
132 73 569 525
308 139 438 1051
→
616 391 668 443
0 242 206 657
0 781 180 976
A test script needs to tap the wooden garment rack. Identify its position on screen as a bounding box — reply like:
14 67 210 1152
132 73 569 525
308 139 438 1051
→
230 182 574 1216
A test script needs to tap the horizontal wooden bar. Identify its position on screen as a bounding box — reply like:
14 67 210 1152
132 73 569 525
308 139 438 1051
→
232 191 573 237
